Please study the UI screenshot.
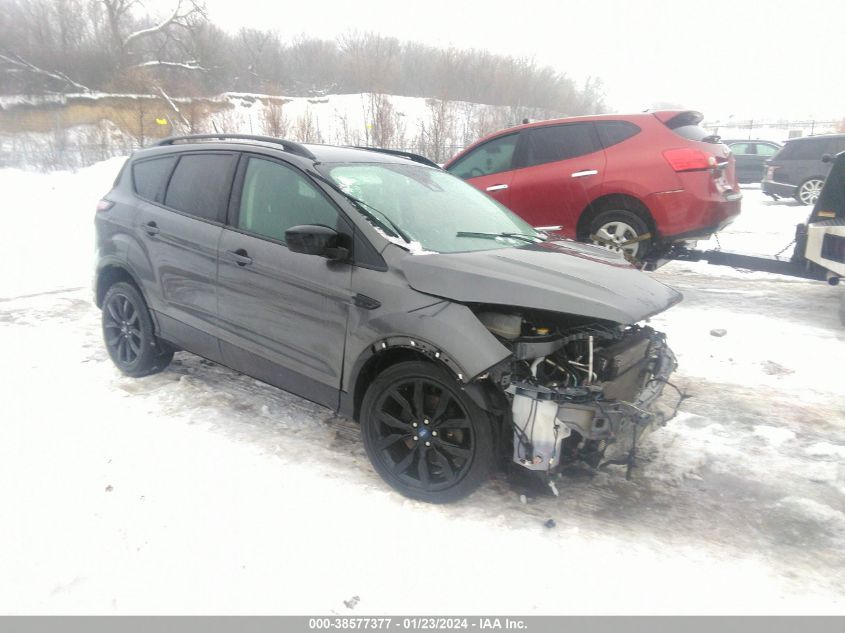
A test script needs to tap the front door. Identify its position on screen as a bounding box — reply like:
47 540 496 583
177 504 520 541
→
446 132 520 207
217 154 353 408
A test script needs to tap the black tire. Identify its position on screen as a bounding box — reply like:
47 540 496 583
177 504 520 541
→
102 282 173 377
795 178 825 206
360 361 494 503
588 208 652 261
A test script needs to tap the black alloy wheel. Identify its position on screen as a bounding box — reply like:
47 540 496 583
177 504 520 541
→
104 292 143 365
102 282 173 377
361 361 493 503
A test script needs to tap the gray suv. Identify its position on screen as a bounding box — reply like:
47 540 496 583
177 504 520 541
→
762 133 845 205
95 134 681 502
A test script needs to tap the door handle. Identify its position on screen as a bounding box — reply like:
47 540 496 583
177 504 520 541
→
226 249 253 266
144 221 160 236
485 184 509 192
571 170 598 178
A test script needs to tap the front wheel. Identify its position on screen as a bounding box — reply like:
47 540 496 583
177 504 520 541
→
360 361 494 503
102 282 173 377
796 178 824 205
589 209 652 261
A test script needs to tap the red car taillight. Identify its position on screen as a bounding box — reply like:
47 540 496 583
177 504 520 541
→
662 148 717 172
96 199 114 213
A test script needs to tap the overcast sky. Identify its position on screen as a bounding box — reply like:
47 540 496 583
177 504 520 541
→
199 0 842 122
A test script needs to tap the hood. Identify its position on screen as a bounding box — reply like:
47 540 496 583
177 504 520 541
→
401 240 682 324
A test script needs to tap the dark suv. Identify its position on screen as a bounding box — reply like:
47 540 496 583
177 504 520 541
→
762 133 845 205
95 134 681 502
721 140 781 184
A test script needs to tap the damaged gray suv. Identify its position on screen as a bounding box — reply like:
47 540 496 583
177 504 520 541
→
94 134 682 503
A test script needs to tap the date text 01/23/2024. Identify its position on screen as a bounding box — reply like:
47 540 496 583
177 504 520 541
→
308 618 528 630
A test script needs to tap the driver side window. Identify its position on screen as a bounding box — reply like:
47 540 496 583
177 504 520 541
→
448 134 518 179
238 157 339 243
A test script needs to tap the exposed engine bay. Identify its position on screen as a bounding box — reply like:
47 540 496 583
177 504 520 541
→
474 307 681 478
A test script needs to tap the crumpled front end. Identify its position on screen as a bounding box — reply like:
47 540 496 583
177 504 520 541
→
473 308 682 478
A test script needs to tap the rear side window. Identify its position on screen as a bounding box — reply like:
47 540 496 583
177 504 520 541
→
521 123 601 167
447 134 518 179
164 153 237 222
238 157 339 243
729 142 753 155
132 156 177 203
596 120 640 148
777 139 828 161
662 111 719 143
756 143 779 157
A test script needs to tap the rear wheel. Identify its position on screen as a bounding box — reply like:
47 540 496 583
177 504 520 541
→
360 361 494 503
102 282 173 377
796 178 824 205
589 209 652 261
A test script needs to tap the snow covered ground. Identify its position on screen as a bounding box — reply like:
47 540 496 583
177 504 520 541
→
0 163 843 614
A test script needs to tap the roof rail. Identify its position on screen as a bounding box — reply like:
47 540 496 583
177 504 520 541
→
351 146 441 169
155 134 316 160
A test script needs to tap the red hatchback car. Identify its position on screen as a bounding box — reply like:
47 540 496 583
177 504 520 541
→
444 111 742 261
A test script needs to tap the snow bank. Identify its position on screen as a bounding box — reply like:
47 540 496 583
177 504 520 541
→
0 156 126 299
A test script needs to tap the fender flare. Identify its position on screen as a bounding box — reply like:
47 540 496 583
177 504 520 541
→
95 258 161 334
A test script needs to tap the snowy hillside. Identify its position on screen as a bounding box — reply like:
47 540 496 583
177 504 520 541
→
3 91 839 171
0 92 548 170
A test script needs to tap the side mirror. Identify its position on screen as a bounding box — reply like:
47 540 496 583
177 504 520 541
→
822 153 833 164
285 225 350 261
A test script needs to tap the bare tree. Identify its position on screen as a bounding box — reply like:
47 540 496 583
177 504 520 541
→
292 107 322 143
0 0 208 94
262 99 289 137
331 109 361 146
156 85 189 131
238 28 271 82
362 93 407 148
417 98 456 163
338 32 399 93
99 0 207 69
0 51 92 92
0 3 607 120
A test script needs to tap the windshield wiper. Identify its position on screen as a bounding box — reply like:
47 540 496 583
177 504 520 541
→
308 170 412 243
343 193 413 244
455 231 543 244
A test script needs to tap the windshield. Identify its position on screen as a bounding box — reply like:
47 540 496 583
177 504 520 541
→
320 162 542 253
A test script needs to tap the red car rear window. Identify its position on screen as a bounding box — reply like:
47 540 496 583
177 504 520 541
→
661 111 719 143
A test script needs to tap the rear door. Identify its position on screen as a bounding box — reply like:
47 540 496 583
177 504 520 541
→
777 137 830 186
129 151 237 360
216 153 353 408
445 133 519 206
506 123 605 234
752 142 779 182
728 142 755 182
